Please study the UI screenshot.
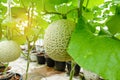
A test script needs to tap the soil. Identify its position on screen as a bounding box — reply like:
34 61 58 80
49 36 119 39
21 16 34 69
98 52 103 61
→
0 66 5 72
0 72 22 80
23 66 63 80
10 74 21 80
0 66 11 72
9 56 103 80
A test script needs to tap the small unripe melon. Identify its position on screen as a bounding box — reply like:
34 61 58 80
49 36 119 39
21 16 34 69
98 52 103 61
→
44 19 75 61
0 40 21 62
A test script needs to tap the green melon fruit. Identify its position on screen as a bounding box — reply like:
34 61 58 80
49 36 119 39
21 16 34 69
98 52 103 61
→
0 40 21 62
44 19 75 61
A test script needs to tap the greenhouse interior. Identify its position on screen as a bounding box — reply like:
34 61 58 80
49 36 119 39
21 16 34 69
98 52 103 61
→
0 0 120 80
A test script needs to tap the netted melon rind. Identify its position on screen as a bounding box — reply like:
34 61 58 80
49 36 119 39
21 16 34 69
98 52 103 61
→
44 19 75 61
0 40 21 62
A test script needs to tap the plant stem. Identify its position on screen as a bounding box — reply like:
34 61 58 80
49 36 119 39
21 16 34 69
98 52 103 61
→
43 8 78 19
3 63 9 75
6 0 12 40
85 0 89 10
25 40 30 80
115 4 120 15
43 11 62 15
25 5 31 79
69 61 76 80
62 14 67 19
78 0 84 17
8 0 12 21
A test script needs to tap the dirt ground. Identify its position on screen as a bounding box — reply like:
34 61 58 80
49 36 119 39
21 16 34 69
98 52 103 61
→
9 56 80 80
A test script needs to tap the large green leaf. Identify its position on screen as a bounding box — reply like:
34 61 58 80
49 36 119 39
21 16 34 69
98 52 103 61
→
12 35 26 45
71 0 80 7
68 17 120 80
11 7 27 19
83 0 104 9
106 14 120 34
83 9 94 20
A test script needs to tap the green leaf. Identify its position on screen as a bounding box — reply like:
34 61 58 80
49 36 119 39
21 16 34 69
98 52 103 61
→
11 7 27 19
68 16 120 80
113 0 120 4
24 24 42 42
114 33 120 40
67 9 78 21
115 5 120 14
38 17 48 30
106 14 120 34
71 0 78 7
55 3 72 14
0 2 7 19
46 0 70 5
83 0 104 9
83 9 94 20
0 26 2 39
44 0 72 12
0 0 6 3
12 35 26 45
1 17 17 28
